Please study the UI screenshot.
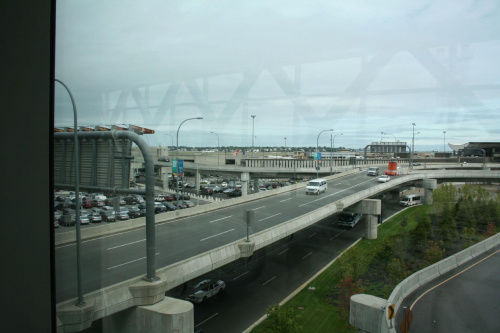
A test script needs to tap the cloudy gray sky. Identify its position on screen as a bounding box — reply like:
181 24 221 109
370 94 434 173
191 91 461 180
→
54 0 500 151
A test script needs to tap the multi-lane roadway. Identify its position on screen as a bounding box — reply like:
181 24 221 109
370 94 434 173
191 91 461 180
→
56 169 395 303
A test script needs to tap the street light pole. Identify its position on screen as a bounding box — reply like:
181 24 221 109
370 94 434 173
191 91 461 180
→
55 79 85 307
211 131 220 165
316 129 333 178
330 133 343 175
284 137 287 152
411 123 416 168
176 117 203 207
251 115 256 157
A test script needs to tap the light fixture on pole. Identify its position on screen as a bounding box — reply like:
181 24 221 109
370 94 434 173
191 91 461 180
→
210 131 220 165
176 117 203 207
284 137 287 151
316 129 333 178
55 79 85 307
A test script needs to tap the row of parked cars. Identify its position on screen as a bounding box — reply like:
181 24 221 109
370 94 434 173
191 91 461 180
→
54 191 197 227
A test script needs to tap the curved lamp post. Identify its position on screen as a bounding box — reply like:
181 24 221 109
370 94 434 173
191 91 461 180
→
316 129 333 178
55 79 85 306
176 117 203 206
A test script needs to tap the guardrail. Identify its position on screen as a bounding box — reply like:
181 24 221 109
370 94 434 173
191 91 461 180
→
383 232 500 332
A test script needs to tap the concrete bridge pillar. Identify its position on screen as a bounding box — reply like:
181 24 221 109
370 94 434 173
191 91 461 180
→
349 294 387 333
103 297 194 333
162 167 169 191
253 177 259 193
361 199 381 240
421 178 437 205
241 172 249 195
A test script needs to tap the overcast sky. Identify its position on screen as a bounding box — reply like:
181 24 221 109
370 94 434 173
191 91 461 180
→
54 0 500 151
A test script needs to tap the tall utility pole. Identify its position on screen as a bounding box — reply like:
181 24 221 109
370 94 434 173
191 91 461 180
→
251 115 256 156
412 123 416 167
284 137 287 151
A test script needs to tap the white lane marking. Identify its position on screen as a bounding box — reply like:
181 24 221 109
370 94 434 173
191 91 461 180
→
233 271 249 280
107 239 145 250
278 249 289 255
200 229 235 241
330 230 346 241
302 252 313 260
252 206 266 210
309 233 317 238
107 253 159 270
259 213 282 222
410 248 500 311
195 313 219 328
209 215 233 223
279 198 293 202
262 276 276 286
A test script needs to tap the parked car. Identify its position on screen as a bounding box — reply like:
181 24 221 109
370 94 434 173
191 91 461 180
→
154 194 166 202
58 214 76 227
377 175 391 183
87 212 102 223
184 183 195 188
200 187 213 195
173 202 187 209
163 202 178 211
79 214 90 225
227 189 242 197
154 202 167 214
100 210 116 222
123 196 138 205
182 200 195 208
127 206 143 218
186 280 226 303
163 194 174 202
92 198 106 207
114 210 129 221
158 157 170 162
133 194 145 204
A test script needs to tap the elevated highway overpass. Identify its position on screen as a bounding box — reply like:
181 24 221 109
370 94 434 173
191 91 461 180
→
55 168 500 332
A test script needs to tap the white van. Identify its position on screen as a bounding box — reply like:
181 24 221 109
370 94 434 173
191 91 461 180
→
367 167 379 176
305 178 327 195
400 194 422 207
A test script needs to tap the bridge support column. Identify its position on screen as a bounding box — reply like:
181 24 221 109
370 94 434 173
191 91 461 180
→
349 294 387 333
361 199 381 240
102 297 194 333
162 167 168 191
241 172 249 195
421 178 437 205
253 177 259 193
